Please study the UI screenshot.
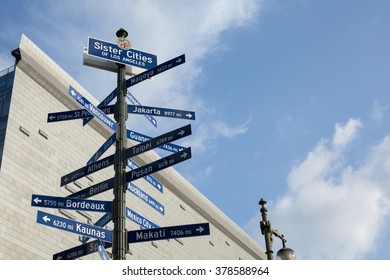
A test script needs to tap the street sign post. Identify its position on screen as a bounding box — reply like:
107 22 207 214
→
36 210 112 243
31 194 112 213
127 129 185 153
48 103 194 122
127 223 210 243
87 37 157 70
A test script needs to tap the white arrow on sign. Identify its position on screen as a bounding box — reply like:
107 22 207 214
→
186 113 193 119
43 215 51 223
178 129 185 137
196 226 204 234
181 151 188 159
33 197 42 204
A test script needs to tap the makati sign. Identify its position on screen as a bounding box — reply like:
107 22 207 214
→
87 37 157 70
128 223 210 244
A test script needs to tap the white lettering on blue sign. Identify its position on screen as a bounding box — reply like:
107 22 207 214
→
127 183 164 215
125 207 159 229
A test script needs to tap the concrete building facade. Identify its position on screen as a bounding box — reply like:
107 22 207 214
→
0 35 265 260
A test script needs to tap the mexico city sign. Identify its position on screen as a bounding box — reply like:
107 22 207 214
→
87 37 157 70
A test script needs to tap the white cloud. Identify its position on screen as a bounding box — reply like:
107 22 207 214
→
183 116 251 155
244 118 390 259
370 99 388 123
332 119 362 148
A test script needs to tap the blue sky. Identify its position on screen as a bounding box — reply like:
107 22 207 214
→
1 0 390 260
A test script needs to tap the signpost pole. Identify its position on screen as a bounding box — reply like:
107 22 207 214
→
112 28 129 260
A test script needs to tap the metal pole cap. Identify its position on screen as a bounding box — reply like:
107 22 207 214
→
116 28 128 38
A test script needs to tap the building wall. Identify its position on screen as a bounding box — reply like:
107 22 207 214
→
0 35 265 260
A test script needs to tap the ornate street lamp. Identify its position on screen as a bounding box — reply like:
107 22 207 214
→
259 198 296 260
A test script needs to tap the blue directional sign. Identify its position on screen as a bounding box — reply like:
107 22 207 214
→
53 239 112 260
69 86 117 131
87 37 157 70
36 210 112 243
128 159 163 193
82 212 112 244
125 124 191 159
127 223 210 244
127 129 185 153
83 54 185 126
128 104 195 120
31 194 112 213
61 153 115 186
97 239 111 260
49 103 195 122
127 183 164 215
126 207 159 229
67 177 114 200
127 91 157 127
126 147 191 183
61 125 191 186
87 133 116 165
126 54 185 88
47 105 114 123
